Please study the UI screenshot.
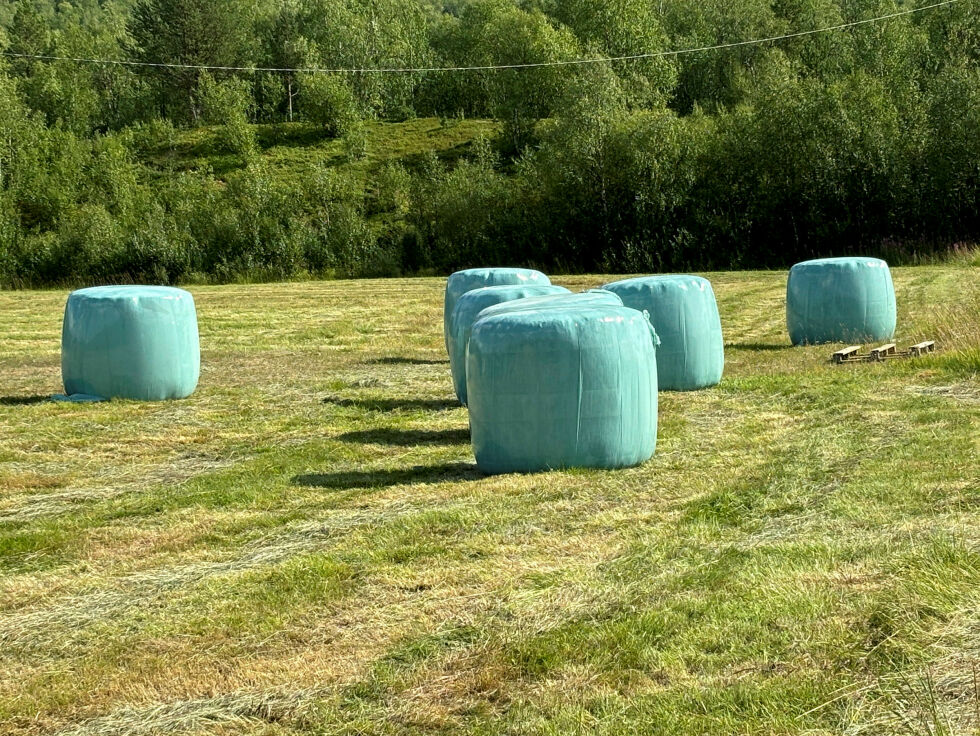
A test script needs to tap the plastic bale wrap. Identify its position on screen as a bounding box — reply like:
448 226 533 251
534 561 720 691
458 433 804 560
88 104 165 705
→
61 286 201 401
786 257 896 345
443 268 550 351
603 275 724 391
475 289 624 323
449 284 570 405
467 305 659 474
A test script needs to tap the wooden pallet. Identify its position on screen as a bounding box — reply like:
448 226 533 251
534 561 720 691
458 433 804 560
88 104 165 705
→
832 345 862 364
832 340 936 365
869 343 897 361
909 340 936 357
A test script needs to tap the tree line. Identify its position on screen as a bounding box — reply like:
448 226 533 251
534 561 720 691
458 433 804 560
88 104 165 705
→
0 0 977 286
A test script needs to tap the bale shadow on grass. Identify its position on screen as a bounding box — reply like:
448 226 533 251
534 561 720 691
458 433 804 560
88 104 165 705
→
0 395 50 406
725 342 793 351
337 428 469 446
363 357 449 366
322 396 460 412
292 462 482 490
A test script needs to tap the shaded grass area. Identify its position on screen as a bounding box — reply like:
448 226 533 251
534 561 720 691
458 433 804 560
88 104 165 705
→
0 268 978 735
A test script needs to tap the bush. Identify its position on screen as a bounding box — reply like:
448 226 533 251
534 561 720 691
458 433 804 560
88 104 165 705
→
342 124 368 162
301 164 383 276
197 73 258 160
409 142 520 270
126 118 179 158
50 203 125 282
0 192 17 284
118 205 194 284
205 163 304 279
298 74 360 137
388 104 416 123
369 163 412 216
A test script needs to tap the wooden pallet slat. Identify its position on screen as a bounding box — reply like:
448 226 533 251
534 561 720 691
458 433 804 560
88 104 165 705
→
870 343 897 361
910 340 936 356
832 345 862 364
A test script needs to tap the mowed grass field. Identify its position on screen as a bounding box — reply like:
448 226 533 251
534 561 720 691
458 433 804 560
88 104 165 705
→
1 267 978 736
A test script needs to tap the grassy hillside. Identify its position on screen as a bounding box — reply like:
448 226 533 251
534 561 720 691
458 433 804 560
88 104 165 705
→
3 0 978 285
1 267 978 734
143 118 498 184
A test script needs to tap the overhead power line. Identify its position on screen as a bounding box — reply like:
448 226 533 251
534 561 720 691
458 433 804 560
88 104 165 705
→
0 0 961 75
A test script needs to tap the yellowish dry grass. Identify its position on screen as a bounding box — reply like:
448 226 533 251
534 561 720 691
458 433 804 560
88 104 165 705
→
0 266 977 736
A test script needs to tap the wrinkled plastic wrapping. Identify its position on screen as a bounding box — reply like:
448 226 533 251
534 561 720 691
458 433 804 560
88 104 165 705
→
467 305 659 474
449 284 570 405
475 289 623 323
603 275 724 391
443 268 550 351
786 257 896 345
62 286 201 401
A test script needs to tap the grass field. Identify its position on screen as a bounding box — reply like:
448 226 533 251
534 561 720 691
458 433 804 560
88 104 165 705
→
1 266 978 736
144 118 498 184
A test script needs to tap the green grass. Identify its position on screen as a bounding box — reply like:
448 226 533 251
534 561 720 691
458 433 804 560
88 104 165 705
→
1 267 978 735
143 117 498 183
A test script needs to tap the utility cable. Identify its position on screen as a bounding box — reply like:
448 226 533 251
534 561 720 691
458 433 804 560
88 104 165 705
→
0 0 961 75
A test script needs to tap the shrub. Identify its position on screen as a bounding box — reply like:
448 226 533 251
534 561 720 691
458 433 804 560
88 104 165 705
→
126 118 179 158
197 73 258 160
409 141 519 270
369 163 412 216
0 192 17 285
298 74 360 137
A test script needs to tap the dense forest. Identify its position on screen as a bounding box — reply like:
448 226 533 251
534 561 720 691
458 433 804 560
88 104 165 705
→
0 0 977 286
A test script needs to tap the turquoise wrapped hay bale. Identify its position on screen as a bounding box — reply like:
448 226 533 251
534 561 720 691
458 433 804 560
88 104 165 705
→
449 284 570 405
463 289 622 403
603 275 724 391
786 257 896 345
443 268 550 351
467 305 659 474
61 286 201 401
475 289 623 323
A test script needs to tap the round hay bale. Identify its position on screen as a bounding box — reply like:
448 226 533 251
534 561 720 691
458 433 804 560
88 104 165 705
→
449 284 570 405
467 305 659 474
786 257 896 345
443 268 550 351
474 289 623 323
61 286 200 401
603 275 724 391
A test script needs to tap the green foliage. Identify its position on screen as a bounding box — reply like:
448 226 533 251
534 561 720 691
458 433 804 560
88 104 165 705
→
198 73 258 160
0 0 978 285
125 117 179 158
408 138 518 269
435 0 582 151
300 165 398 277
0 70 34 191
294 0 430 116
341 125 368 163
545 0 678 108
662 0 783 112
0 190 17 283
297 73 359 137
257 0 310 122
129 0 258 121
203 163 304 279
369 162 412 216
920 64 980 236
